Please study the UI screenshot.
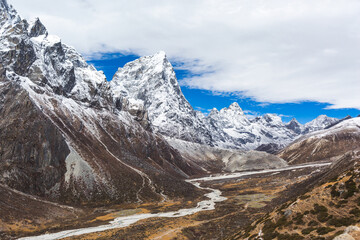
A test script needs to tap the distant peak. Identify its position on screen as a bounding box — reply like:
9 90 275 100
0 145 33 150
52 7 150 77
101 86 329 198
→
287 118 302 127
209 108 219 116
289 118 300 124
317 114 328 119
155 50 166 58
228 102 243 111
149 51 168 63
263 113 282 122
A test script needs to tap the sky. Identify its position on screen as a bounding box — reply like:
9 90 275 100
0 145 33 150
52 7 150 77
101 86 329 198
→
10 0 360 123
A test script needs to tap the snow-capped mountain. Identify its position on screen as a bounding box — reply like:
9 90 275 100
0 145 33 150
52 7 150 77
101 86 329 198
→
303 115 339 134
110 51 213 145
107 50 342 152
204 104 298 150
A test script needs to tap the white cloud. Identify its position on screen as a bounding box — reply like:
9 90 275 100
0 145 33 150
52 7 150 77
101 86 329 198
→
10 0 360 109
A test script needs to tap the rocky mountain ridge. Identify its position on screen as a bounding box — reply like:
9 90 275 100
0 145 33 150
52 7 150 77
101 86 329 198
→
279 116 360 165
0 0 205 206
109 52 341 152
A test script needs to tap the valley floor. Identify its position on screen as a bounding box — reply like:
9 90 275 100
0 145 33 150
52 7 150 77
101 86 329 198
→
11 163 332 240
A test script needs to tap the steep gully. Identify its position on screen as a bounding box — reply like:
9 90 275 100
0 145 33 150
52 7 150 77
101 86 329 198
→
20 162 331 240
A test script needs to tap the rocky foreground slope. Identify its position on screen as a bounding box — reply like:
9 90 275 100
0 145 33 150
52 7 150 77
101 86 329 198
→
231 117 360 240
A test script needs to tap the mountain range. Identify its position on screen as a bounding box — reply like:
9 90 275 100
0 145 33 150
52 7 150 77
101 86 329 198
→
0 0 345 204
1 0 359 239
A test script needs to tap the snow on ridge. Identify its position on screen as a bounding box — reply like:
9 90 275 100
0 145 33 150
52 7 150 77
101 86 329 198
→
307 116 360 139
0 1 344 153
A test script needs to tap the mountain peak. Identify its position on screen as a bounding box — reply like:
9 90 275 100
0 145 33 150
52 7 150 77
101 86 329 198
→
28 18 48 37
303 115 339 134
209 108 219 116
228 102 242 111
154 50 167 59
316 114 328 119
286 118 303 134
288 118 300 125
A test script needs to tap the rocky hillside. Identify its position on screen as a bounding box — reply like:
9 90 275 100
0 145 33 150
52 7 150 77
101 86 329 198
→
278 117 360 165
231 152 360 240
0 0 204 206
230 118 360 240
167 138 288 173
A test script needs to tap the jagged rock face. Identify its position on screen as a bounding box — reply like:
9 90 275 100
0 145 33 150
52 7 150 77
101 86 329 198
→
325 115 352 129
0 1 202 205
205 103 255 148
286 118 304 134
205 107 298 150
110 52 213 145
0 80 69 198
0 2 107 106
109 56 301 151
28 18 47 38
279 117 360 165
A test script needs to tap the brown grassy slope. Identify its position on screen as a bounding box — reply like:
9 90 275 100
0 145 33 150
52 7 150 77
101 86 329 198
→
230 153 360 240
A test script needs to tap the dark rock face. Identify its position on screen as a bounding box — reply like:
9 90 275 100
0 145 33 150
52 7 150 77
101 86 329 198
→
28 18 48 37
286 118 303 135
255 143 282 154
0 79 69 198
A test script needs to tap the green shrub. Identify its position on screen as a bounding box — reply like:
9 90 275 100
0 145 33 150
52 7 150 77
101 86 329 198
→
343 179 358 199
317 212 331 222
276 216 288 228
301 227 316 235
313 204 328 214
316 227 335 235
331 186 340 198
329 177 338 182
329 230 345 239
293 213 304 224
328 217 356 227
307 220 318 226
339 200 348 204
350 208 360 217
